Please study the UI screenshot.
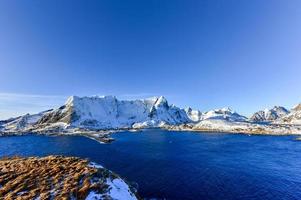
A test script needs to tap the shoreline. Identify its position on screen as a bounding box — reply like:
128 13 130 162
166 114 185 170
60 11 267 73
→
162 127 301 136
1 125 301 145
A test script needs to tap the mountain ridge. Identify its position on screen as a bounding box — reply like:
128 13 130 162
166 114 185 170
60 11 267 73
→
250 106 289 122
1 95 301 137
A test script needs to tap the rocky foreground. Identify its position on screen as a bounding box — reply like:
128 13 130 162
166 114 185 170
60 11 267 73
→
0 156 139 200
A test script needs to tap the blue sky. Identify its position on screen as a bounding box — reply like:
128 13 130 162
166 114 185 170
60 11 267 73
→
0 0 301 119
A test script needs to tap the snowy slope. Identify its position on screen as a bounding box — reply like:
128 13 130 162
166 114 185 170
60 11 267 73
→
36 95 191 130
276 103 301 125
1 95 301 135
190 118 301 135
250 106 289 122
87 162 138 200
185 107 203 122
1 110 53 132
201 107 247 122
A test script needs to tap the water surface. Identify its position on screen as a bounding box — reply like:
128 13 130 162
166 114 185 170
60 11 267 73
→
0 130 301 200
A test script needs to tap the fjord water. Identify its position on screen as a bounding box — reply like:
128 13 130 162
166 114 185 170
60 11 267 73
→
1 131 301 200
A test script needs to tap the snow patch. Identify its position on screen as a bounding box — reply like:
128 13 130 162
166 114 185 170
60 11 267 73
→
85 191 102 200
88 162 103 169
106 178 137 200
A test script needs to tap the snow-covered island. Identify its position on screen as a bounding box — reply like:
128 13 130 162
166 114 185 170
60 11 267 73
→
0 156 139 200
1 95 301 141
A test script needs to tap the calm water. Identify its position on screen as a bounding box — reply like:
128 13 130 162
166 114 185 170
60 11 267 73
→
0 130 301 200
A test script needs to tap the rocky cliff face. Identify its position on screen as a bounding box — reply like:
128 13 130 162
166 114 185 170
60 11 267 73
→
1 95 301 135
36 95 191 130
250 106 289 122
1 110 53 132
276 103 301 125
185 107 203 122
201 107 247 122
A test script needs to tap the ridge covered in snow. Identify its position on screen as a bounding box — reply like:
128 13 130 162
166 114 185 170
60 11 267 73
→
185 107 203 122
276 103 301 125
0 95 301 136
185 107 247 122
36 95 190 130
250 106 289 122
0 110 53 132
201 107 247 122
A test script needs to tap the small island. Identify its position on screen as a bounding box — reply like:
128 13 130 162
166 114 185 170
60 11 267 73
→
0 156 139 200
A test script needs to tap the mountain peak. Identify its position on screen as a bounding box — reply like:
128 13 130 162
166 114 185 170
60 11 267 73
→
202 107 246 122
220 107 233 113
154 96 168 107
184 107 202 122
35 95 190 129
250 106 289 122
65 95 78 105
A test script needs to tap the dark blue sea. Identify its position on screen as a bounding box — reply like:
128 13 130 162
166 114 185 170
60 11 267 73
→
0 130 301 200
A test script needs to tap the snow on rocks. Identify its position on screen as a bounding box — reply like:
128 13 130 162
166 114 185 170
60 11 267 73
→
201 107 247 122
185 107 203 122
104 178 138 200
275 103 301 125
0 156 139 200
86 161 138 200
250 106 289 122
191 119 301 135
1 109 53 132
35 95 191 130
1 95 301 136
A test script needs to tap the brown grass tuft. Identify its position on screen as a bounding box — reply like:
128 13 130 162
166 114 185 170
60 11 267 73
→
0 156 109 200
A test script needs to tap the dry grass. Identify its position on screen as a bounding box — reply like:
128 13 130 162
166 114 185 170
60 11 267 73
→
0 156 110 200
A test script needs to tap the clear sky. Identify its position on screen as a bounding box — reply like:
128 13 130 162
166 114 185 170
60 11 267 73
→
0 0 301 119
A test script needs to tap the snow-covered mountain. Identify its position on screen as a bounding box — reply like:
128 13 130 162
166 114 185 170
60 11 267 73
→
184 107 203 122
201 107 247 122
184 107 247 123
36 95 191 130
1 110 53 132
250 106 289 122
276 103 301 125
1 95 300 136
